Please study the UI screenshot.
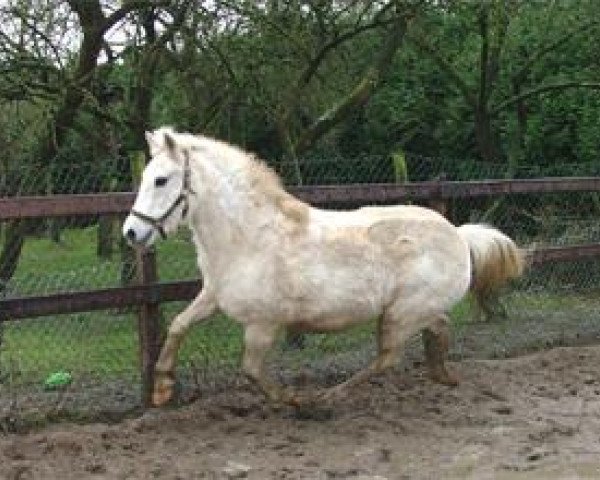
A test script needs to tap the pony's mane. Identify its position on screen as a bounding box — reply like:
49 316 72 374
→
157 127 309 226
245 155 310 226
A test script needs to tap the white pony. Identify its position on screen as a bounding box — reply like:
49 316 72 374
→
123 127 524 406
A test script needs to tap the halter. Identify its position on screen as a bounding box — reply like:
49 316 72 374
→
130 155 194 239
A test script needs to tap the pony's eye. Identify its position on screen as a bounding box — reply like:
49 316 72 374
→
155 177 168 187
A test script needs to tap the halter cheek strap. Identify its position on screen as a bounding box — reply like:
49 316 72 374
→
130 156 193 240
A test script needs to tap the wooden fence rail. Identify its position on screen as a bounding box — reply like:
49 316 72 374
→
2 177 600 219
1 176 600 406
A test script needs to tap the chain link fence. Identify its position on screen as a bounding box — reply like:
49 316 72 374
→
2 153 600 430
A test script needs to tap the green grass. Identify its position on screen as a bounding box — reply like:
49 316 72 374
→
17 228 101 277
1 313 137 385
0 301 470 388
2 287 597 388
0 309 245 387
1 226 199 386
5 226 198 294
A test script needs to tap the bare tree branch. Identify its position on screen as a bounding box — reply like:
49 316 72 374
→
8 7 66 67
295 11 410 155
102 0 172 35
408 31 477 108
513 19 600 83
492 81 600 115
298 16 395 87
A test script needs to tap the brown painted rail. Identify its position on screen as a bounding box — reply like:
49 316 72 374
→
0 280 202 321
529 243 600 265
294 177 600 205
0 192 135 219
2 177 600 219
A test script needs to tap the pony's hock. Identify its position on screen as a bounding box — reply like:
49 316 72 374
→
123 127 525 406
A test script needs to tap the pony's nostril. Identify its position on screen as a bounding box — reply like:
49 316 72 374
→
126 228 136 241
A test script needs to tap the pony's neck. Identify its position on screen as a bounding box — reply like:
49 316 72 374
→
182 137 309 276
185 146 282 269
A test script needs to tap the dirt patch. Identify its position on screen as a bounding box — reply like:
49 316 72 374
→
3 344 600 479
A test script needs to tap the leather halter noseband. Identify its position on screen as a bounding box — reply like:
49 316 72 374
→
130 156 194 239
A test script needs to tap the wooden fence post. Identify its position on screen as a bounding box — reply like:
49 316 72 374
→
427 173 451 221
135 247 162 408
130 150 163 408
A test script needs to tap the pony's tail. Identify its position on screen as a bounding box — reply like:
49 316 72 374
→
457 224 525 298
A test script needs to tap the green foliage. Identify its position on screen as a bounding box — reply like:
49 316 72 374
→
2 1 598 175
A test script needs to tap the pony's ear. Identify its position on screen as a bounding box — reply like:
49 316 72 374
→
145 131 161 155
164 132 176 152
163 132 185 164
145 127 184 163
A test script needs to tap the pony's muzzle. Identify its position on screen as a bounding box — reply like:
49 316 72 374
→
122 216 154 247
125 228 136 242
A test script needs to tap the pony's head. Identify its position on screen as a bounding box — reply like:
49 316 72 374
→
122 128 193 247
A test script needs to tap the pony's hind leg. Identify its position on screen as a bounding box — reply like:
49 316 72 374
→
422 314 458 386
153 289 216 406
321 309 421 401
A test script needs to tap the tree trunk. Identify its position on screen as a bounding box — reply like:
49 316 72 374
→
474 106 502 162
96 103 121 259
0 2 106 292
513 80 528 159
0 220 28 293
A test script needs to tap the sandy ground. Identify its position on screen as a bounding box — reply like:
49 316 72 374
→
2 344 600 480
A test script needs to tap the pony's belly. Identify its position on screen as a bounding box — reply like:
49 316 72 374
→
220 292 379 331
288 315 370 333
279 297 379 332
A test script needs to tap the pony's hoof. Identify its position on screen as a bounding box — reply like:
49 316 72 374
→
429 369 459 387
280 388 305 407
152 387 173 407
318 386 344 404
152 374 176 407
277 387 320 407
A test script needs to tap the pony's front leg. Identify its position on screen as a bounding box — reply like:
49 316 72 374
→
153 289 216 407
242 323 297 404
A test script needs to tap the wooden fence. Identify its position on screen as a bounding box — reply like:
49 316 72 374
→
2 177 600 405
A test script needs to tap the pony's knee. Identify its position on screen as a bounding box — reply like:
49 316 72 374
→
169 294 216 337
242 326 277 377
244 324 278 349
168 315 194 337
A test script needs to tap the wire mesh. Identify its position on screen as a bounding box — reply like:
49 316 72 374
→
2 154 600 429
